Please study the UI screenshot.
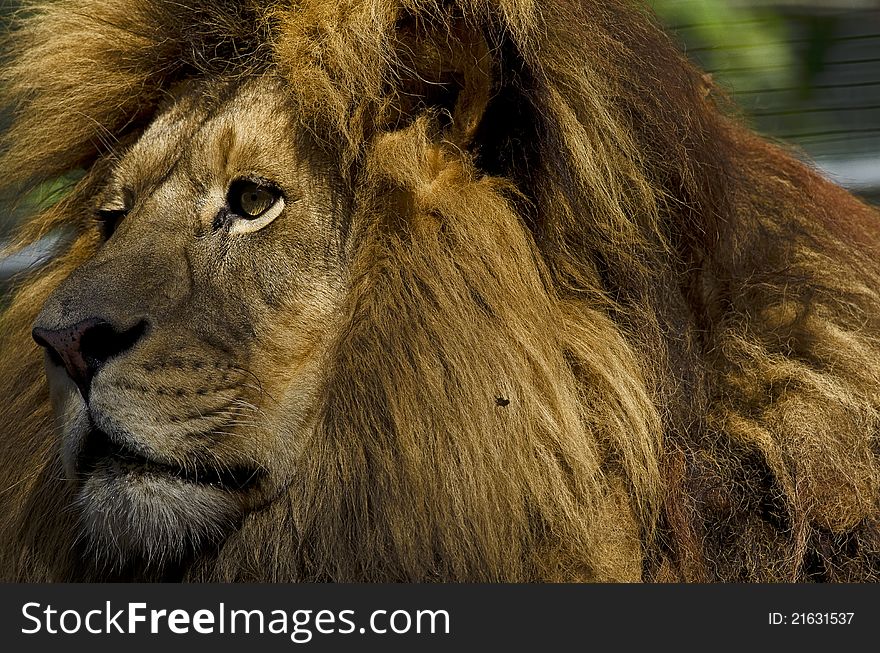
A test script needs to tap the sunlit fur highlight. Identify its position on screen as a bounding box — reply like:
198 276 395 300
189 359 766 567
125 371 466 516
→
0 0 879 581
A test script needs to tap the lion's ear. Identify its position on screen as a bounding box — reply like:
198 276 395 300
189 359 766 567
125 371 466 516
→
389 15 493 148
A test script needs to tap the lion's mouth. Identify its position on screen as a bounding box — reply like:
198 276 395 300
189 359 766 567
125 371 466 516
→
78 428 260 491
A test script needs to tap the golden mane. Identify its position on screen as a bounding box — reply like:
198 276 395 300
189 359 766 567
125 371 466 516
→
1 0 879 581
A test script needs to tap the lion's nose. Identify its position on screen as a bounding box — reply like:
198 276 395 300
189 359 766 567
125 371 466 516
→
32 318 147 400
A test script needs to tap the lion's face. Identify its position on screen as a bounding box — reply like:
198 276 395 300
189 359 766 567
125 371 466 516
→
31 77 349 566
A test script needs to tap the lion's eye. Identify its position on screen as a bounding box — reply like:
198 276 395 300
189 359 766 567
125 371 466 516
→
233 181 277 218
95 205 131 240
96 208 128 239
226 179 285 234
96 187 134 240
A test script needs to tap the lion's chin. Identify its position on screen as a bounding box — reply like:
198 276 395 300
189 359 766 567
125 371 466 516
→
73 433 257 570
76 465 244 569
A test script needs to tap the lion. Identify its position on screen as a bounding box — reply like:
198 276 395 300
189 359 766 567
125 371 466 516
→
0 0 878 582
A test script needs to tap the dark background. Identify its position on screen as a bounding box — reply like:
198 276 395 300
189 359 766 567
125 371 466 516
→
0 583 875 651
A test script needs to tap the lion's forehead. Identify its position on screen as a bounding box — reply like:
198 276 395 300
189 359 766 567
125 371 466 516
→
110 78 300 203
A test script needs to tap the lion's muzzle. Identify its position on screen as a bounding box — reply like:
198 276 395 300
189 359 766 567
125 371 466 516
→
32 318 147 400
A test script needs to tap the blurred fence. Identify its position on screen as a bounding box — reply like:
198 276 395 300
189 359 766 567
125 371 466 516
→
654 0 880 203
1 0 879 289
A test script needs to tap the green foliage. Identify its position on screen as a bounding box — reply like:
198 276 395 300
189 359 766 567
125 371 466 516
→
0 171 83 240
651 0 795 93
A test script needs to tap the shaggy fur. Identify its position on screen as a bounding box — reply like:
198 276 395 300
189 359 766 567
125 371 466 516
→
1 0 879 581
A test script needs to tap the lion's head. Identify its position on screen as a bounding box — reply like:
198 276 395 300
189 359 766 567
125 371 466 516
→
31 77 350 566
2 0 879 582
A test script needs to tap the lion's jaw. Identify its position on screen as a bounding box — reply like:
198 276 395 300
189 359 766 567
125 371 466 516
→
45 351 265 568
32 78 348 569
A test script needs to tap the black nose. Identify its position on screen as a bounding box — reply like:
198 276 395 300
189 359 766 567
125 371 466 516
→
32 318 147 399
